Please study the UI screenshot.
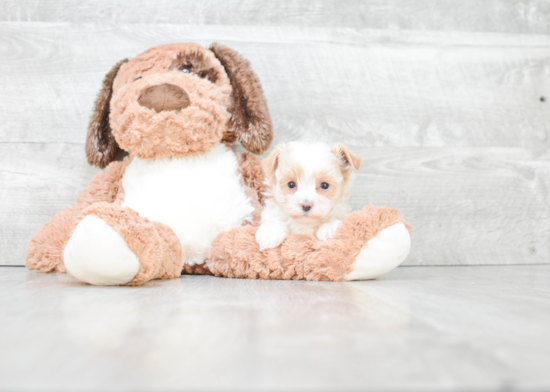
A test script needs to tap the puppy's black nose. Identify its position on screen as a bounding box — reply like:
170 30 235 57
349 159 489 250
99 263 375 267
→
301 204 312 212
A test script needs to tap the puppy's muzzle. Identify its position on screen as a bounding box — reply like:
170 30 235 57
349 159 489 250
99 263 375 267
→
138 84 190 112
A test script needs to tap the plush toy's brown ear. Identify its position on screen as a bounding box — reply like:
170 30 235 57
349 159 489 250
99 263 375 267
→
86 59 128 168
210 43 273 155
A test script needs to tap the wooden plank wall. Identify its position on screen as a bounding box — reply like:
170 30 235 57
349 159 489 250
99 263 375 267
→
1 0 549 266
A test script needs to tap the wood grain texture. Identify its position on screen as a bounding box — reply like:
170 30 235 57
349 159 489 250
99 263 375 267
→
0 143 98 265
0 23 548 147
2 144 548 266
348 146 550 266
0 1 549 266
2 0 549 34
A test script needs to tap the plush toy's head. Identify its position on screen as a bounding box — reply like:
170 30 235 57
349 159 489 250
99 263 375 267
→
86 43 273 168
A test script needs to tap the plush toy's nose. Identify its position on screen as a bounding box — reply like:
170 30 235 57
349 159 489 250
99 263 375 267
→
138 84 190 112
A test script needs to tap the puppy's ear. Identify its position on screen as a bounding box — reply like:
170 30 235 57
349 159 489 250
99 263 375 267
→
333 144 361 171
261 148 280 179
86 59 128 168
210 43 273 155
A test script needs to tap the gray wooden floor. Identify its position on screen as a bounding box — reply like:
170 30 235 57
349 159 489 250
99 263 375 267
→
1 265 549 391
1 0 549 267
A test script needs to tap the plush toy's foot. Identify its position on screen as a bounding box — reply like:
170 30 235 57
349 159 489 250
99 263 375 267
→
64 215 140 285
207 205 412 281
344 222 411 280
64 202 184 286
26 207 83 274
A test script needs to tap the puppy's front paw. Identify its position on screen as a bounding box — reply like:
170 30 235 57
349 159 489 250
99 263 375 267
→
256 224 288 251
316 220 343 241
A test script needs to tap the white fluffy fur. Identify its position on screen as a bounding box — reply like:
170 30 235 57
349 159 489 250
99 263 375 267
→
344 222 411 280
122 144 255 265
64 215 141 285
256 141 358 251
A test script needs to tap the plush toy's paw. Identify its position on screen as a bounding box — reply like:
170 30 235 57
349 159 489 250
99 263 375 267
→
256 223 288 251
316 220 343 241
344 222 411 280
64 215 140 285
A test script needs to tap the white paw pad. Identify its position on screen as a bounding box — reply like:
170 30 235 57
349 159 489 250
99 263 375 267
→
64 215 140 285
344 222 411 280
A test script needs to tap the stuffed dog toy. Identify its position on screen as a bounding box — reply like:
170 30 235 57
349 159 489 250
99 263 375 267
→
26 42 412 285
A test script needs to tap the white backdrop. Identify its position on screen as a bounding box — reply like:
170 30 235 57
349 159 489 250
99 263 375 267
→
1 0 549 266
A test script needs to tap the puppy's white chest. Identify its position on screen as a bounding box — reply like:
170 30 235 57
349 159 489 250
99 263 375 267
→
121 144 254 265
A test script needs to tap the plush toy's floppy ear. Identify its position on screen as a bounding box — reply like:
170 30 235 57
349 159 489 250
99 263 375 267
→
333 144 362 171
210 43 273 155
86 59 129 168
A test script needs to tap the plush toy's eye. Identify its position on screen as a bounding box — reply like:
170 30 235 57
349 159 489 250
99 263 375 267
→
288 182 296 189
320 182 329 190
181 68 191 74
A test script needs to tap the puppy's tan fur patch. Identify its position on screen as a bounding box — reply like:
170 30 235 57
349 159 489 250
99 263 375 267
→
315 172 340 199
278 165 302 196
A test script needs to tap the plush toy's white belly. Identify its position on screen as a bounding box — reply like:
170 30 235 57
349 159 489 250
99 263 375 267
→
121 144 254 265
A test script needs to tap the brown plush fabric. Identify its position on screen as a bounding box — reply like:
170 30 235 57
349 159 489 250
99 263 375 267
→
170 51 220 84
236 152 267 224
84 43 273 168
86 59 128 168
106 44 233 162
152 222 186 280
75 202 184 286
221 129 238 145
26 157 132 273
181 264 213 276
210 43 273 155
76 156 131 205
206 205 412 281
110 69 230 161
137 84 191 112
237 152 266 205
26 208 79 274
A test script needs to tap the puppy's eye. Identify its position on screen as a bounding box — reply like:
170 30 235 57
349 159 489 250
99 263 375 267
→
181 68 191 74
320 182 329 190
288 182 296 189
134 76 142 81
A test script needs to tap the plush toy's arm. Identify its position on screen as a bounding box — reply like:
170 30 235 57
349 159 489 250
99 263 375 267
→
74 156 131 205
26 157 131 273
236 152 266 224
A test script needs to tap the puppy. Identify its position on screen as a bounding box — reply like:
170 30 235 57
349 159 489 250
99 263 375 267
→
256 140 361 251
